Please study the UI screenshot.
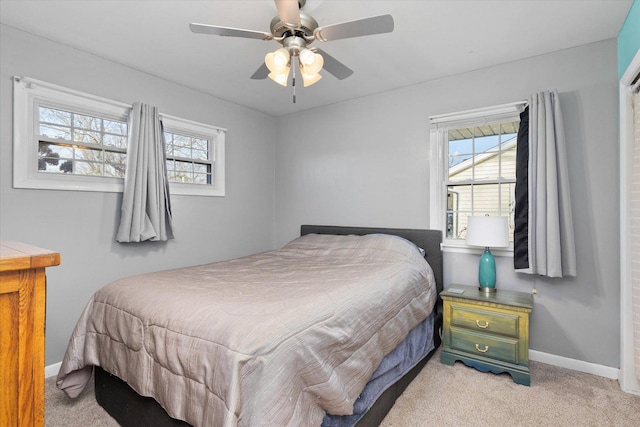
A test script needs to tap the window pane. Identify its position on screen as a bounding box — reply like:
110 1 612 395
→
39 142 73 159
74 129 102 145
40 107 70 125
447 184 471 240
193 138 208 151
75 161 103 176
74 113 101 131
193 163 208 174
104 151 126 169
40 123 71 140
501 183 516 240
172 135 190 148
192 149 208 161
448 138 473 157
193 173 210 184
75 147 103 162
174 146 192 158
173 160 193 183
103 134 127 149
449 154 473 182
472 183 501 212
473 133 502 181
104 162 126 177
104 119 127 135
500 128 519 180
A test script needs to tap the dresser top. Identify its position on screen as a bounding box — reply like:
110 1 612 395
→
0 240 60 272
441 284 534 309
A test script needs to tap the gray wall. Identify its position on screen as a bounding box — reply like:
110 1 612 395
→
274 39 620 367
0 25 277 365
1 23 621 369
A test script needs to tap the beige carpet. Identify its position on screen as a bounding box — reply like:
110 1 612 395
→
45 349 640 426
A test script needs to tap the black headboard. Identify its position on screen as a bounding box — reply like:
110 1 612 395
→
300 225 443 296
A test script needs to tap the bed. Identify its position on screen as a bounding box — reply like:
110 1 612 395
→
57 225 443 427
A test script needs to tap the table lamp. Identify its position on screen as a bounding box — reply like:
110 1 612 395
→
466 216 509 293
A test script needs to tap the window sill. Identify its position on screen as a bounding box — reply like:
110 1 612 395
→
14 173 224 197
442 241 514 257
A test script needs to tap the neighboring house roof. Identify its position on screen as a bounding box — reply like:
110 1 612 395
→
449 136 517 178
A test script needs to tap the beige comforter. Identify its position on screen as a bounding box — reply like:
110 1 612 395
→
57 233 436 427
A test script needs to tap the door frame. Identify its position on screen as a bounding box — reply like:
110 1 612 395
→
619 48 640 395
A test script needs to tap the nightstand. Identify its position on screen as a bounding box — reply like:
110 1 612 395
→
440 284 534 386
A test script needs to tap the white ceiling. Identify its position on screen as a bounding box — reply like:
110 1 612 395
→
0 0 632 116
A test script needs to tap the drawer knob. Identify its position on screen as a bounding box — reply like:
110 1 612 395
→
475 344 489 353
476 320 490 329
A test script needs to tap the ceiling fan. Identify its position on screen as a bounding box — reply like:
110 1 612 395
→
190 0 394 99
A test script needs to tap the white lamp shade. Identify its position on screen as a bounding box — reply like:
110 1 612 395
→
301 72 322 87
299 48 315 66
268 66 290 86
265 48 290 73
301 53 323 75
466 216 509 248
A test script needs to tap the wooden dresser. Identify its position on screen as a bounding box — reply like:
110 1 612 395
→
440 284 534 385
0 241 60 427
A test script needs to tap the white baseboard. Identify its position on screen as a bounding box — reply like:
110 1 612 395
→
529 349 619 380
44 351 622 385
45 362 61 379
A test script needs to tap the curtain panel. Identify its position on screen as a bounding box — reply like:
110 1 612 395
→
116 102 174 243
514 90 576 278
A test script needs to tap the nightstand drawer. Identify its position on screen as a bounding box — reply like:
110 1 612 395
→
450 328 519 365
450 303 519 338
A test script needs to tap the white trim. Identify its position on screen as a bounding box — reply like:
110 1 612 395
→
45 362 62 379
429 128 446 232
13 76 226 197
430 101 527 127
44 352 621 382
429 102 521 245
529 350 619 380
13 76 129 192
162 116 226 197
619 48 640 396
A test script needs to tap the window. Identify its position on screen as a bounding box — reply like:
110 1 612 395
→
161 115 225 196
13 76 225 196
38 106 128 178
164 131 210 184
429 102 525 251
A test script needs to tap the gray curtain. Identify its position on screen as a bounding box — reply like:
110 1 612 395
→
116 102 173 242
515 90 576 277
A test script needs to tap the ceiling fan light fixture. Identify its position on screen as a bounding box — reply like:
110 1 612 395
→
265 48 290 73
302 53 324 75
299 48 315 66
268 66 290 86
301 72 322 87
273 47 290 67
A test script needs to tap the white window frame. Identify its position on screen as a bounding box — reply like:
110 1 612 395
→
13 76 226 196
161 114 225 197
429 101 526 254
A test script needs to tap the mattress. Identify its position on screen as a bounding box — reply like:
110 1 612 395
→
57 233 437 427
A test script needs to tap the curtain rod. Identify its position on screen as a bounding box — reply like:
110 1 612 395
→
429 100 527 124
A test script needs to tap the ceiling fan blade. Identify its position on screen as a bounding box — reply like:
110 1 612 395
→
275 0 300 28
190 23 273 40
314 14 394 42
250 63 269 80
314 48 353 80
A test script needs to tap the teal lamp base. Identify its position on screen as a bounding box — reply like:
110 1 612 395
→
478 247 497 293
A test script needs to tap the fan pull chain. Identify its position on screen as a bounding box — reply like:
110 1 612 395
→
292 55 297 103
